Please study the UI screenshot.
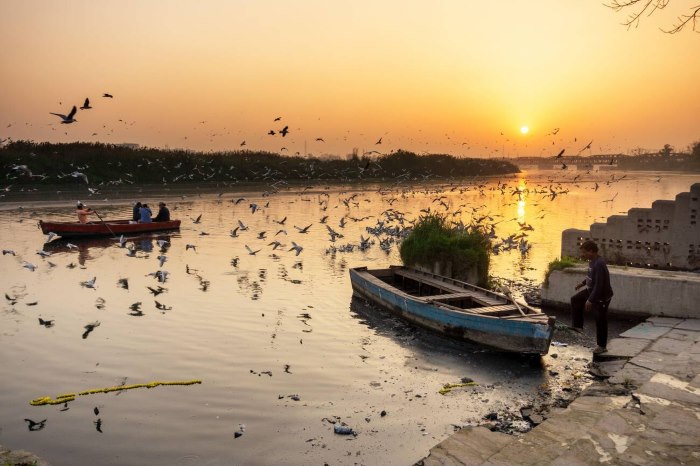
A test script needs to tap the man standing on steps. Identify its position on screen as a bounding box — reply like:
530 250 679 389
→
570 240 614 354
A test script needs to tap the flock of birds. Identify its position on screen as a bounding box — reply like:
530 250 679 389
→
1 146 641 439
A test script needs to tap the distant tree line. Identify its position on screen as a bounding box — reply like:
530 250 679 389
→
0 141 519 187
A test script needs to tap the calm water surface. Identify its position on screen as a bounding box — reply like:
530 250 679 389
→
0 169 695 465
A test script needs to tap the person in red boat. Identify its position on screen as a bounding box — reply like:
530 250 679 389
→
76 201 94 224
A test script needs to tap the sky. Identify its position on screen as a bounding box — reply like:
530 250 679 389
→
1 0 699 158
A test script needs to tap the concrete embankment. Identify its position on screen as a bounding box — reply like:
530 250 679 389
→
541 265 700 318
415 317 700 465
0 444 50 466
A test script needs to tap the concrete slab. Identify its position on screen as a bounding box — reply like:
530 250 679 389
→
638 373 700 405
629 351 697 381
589 360 627 378
619 323 672 340
416 426 513 466
675 319 700 332
604 337 650 359
663 328 700 342
647 316 684 327
648 337 696 355
608 363 656 386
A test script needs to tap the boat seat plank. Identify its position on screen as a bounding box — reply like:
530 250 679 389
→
471 297 506 306
393 269 476 294
468 304 519 315
422 292 479 302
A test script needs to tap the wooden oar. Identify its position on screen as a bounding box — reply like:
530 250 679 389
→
499 285 527 316
91 209 118 239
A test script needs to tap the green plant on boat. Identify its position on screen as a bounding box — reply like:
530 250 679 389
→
543 256 584 287
399 213 490 287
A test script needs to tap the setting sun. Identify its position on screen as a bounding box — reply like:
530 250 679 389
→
520 126 529 135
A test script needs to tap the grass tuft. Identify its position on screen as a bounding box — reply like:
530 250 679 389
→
399 214 490 287
543 256 584 287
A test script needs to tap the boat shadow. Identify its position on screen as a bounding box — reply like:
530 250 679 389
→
350 295 548 372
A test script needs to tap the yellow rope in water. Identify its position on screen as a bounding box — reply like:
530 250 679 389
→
30 380 202 406
438 381 478 395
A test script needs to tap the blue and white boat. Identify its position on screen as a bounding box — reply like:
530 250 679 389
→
349 266 555 355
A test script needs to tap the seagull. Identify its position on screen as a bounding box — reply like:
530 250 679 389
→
245 245 261 255
80 98 92 110
375 137 382 145
280 125 289 137
157 255 167 267
289 242 303 256
249 203 258 214
117 278 129 289
82 321 100 339
70 171 89 184
147 270 169 282
38 318 54 328
192 214 202 224
24 419 47 431
155 300 172 311
147 286 166 296
268 241 282 250
81 277 97 289
66 242 78 250
102 93 113 98
23 262 37 271
294 224 312 233
554 149 565 158
118 235 127 247
185 244 196 251
238 220 248 231
2 249 16 256
156 239 169 249
50 106 77 124
230 227 240 238
274 216 287 225
37 249 52 257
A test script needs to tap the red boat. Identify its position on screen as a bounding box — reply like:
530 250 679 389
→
39 219 181 238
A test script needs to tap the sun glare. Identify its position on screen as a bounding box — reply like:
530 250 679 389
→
520 126 529 135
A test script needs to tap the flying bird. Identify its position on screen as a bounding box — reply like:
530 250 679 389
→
50 106 77 124
245 245 261 255
82 321 100 339
38 317 54 328
70 171 89 184
24 418 47 431
80 98 92 110
554 149 565 158
289 242 303 256
280 126 289 137
103 93 113 98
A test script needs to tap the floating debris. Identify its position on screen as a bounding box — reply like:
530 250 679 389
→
29 380 202 406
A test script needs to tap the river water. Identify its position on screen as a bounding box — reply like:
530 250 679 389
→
0 169 695 466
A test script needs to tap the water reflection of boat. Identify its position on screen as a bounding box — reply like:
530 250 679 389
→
43 233 175 265
349 266 555 355
39 219 180 238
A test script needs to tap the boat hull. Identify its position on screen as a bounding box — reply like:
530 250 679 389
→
350 267 554 354
39 219 181 238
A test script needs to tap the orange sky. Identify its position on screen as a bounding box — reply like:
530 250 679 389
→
1 1 698 158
